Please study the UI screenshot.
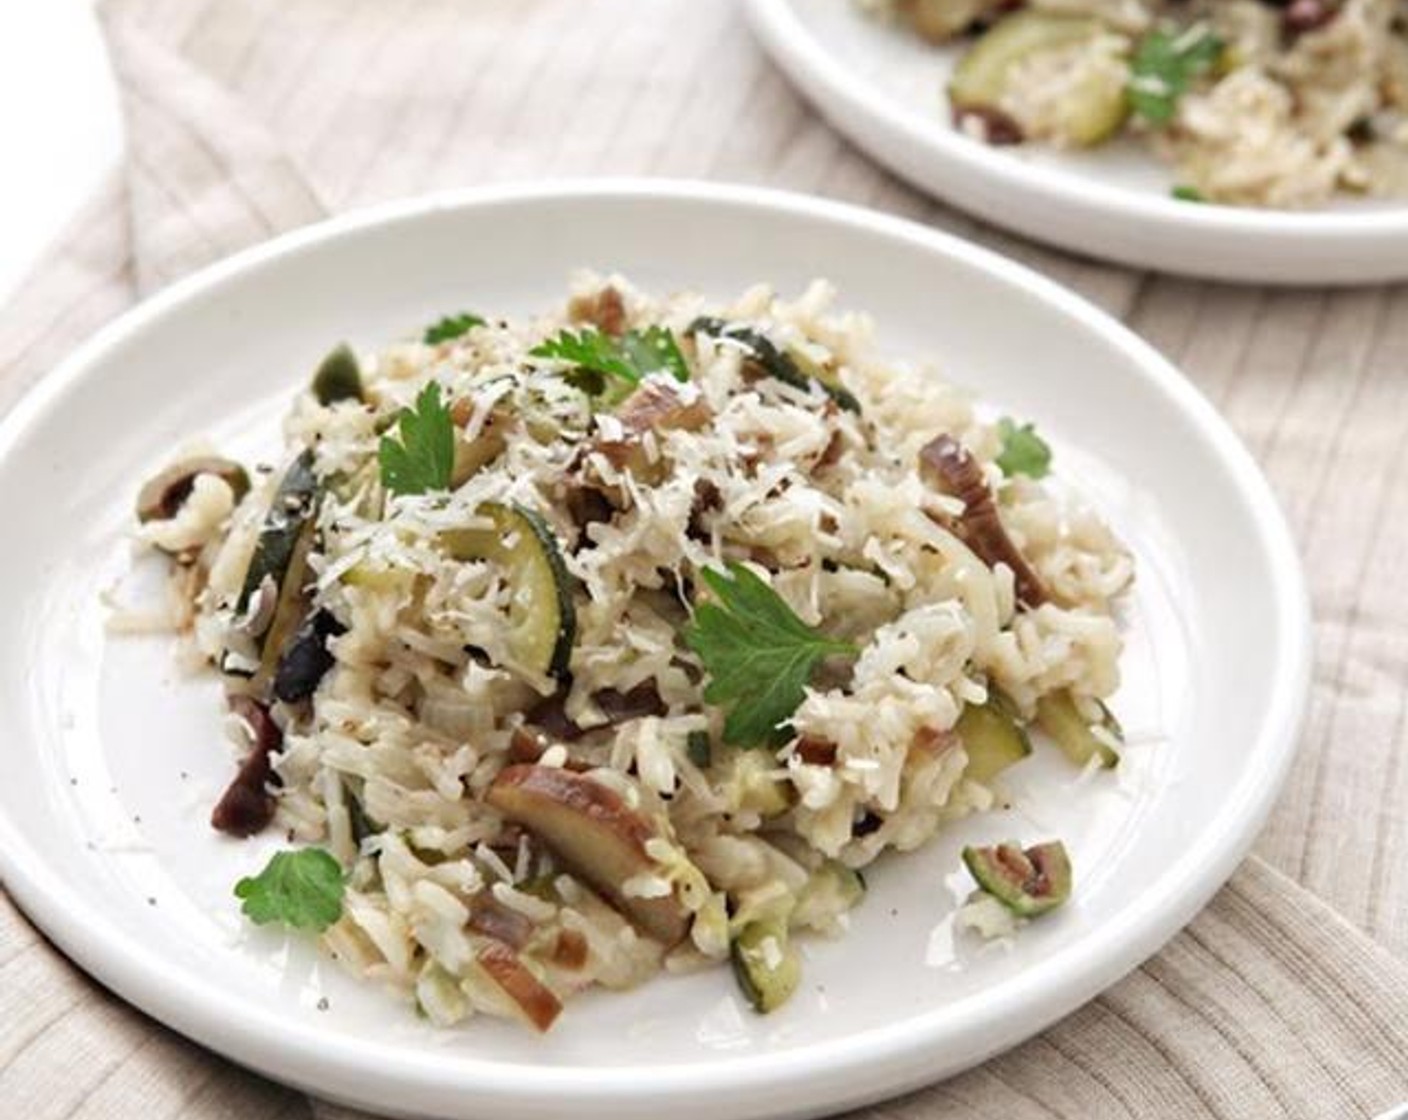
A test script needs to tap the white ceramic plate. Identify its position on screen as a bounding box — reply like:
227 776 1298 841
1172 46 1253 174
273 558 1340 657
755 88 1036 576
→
746 0 1408 284
0 182 1309 1120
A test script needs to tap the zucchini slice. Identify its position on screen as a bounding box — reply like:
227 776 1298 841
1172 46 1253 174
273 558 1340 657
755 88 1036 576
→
248 518 319 693
1035 689 1120 769
731 918 801 1013
957 694 1033 784
719 750 793 818
794 858 866 929
689 317 861 414
963 840 1072 918
235 450 319 614
442 503 576 679
949 11 1129 147
224 450 321 680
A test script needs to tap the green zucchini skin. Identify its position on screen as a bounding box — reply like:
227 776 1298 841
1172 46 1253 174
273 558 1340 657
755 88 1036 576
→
730 918 801 1013
223 449 322 681
236 449 320 614
689 317 862 414
1036 689 1120 769
957 694 1033 783
512 504 577 679
442 502 577 680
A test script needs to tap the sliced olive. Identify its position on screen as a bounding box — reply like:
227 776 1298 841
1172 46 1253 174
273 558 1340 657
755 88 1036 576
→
442 503 577 679
311 343 364 405
957 694 1033 784
1035 689 1120 769
136 456 250 523
950 11 1129 147
731 918 801 1013
963 839 1072 917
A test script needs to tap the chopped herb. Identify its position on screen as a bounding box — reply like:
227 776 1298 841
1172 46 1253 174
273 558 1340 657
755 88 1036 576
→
378 381 454 496
620 326 690 383
234 848 345 932
995 417 1052 480
346 783 383 845
686 729 713 768
1127 25 1223 126
531 326 688 391
1171 184 1206 202
423 312 485 345
683 562 856 748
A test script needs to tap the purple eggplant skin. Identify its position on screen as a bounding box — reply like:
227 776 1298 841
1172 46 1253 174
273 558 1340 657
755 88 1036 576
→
272 609 345 703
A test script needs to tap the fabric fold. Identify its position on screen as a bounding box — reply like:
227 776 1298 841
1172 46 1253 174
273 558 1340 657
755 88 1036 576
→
101 13 326 295
0 174 133 417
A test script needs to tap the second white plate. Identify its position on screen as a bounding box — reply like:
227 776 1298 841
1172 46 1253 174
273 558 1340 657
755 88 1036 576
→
747 0 1408 284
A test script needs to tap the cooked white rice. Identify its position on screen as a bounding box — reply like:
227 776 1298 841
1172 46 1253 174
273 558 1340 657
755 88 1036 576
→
887 0 1408 207
136 273 1132 1030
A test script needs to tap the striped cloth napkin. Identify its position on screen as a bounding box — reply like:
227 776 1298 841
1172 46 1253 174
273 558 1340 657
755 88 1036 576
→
2 2 1406 1117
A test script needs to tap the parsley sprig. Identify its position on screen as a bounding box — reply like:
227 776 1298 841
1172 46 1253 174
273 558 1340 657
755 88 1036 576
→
423 312 485 345
378 381 454 496
234 848 345 932
995 417 1052 480
1128 25 1223 125
684 562 856 748
531 326 688 393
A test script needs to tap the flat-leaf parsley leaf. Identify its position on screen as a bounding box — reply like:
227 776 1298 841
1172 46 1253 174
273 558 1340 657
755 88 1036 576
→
423 312 485 345
1127 25 1222 125
234 848 345 932
683 562 856 748
531 326 688 391
378 381 454 496
995 417 1052 479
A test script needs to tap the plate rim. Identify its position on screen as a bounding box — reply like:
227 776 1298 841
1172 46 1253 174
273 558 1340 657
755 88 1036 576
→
0 179 1312 1117
745 0 1408 281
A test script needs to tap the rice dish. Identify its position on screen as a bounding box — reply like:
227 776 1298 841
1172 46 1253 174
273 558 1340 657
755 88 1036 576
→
881 0 1408 207
130 274 1133 1030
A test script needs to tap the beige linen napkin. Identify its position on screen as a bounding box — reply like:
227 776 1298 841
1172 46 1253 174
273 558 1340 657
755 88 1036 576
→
2 3 1407 1117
